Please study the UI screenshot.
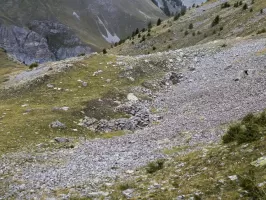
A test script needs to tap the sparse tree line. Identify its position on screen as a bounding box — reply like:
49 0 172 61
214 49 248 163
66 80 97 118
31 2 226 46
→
103 5 189 54
103 0 265 55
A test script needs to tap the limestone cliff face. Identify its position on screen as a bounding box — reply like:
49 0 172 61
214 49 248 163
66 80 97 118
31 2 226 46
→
0 22 91 65
151 0 184 16
0 24 55 65
0 0 165 65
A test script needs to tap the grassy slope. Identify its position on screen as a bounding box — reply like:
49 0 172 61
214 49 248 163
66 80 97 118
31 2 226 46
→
0 49 26 84
110 0 266 55
106 137 266 199
0 51 173 154
95 1 266 198
104 112 266 199
0 54 124 154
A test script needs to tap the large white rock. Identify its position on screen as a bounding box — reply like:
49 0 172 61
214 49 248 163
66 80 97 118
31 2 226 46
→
127 93 138 102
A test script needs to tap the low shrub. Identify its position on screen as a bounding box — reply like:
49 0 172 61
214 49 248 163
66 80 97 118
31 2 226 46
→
221 2 230 9
257 28 266 35
29 62 38 69
243 3 248 10
157 18 162 26
211 15 220 27
222 111 266 144
239 170 266 199
146 159 165 173
78 53 85 57
173 13 180 21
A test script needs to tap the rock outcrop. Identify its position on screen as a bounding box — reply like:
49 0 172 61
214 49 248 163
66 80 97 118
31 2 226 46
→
79 102 162 133
0 21 91 65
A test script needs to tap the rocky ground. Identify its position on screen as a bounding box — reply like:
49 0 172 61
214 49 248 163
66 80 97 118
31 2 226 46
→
1 37 266 199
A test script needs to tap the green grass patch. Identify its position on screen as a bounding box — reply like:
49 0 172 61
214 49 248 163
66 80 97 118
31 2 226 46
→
146 159 165 174
0 49 26 84
105 137 266 199
0 54 135 155
163 145 189 155
223 111 266 144
100 130 127 139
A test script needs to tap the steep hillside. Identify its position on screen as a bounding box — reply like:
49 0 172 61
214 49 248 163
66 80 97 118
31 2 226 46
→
0 48 26 84
1 0 266 199
0 0 165 64
1 36 266 199
110 0 266 56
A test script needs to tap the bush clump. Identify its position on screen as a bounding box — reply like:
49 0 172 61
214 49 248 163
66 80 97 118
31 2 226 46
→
211 15 220 27
157 18 162 26
222 111 266 144
221 2 230 9
146 159 165 173
243 3 248 10
257 28 266 34
173 13 180 21
29 62 38 69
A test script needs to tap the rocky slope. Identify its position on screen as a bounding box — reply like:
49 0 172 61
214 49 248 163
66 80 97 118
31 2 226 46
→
1 0 266 199
1 36 266 199
0 0 165 64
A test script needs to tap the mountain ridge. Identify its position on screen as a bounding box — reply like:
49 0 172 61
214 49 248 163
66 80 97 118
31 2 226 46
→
0 0 166 64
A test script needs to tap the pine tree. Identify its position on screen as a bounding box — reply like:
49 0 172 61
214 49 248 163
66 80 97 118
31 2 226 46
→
211 15 220 27
157 18 162 26
148 21 152 29
242 3 248 10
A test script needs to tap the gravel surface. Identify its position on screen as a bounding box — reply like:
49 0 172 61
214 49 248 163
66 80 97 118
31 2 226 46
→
1 38 266 199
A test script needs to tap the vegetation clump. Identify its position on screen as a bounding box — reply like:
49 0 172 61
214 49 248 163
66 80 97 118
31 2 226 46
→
211 15 220 27
78 53 85 57
157 18 162 26
223 111 266 144
173 13 180 21
257 28 266 34
29 62 38 69
146 159 165 173
243 3 248 10
221 2 230 9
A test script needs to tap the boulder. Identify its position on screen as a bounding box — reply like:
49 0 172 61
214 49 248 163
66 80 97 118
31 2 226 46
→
122 189 134 199
54 137 69 143
234 69 256 81
127 93 138 102
49 120 66 129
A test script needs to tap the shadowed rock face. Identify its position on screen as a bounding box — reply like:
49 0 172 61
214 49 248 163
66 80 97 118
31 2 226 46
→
0 24 55 65
28 21 92 61
0 22 91 65
0 0 165 65
151 0 184 16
